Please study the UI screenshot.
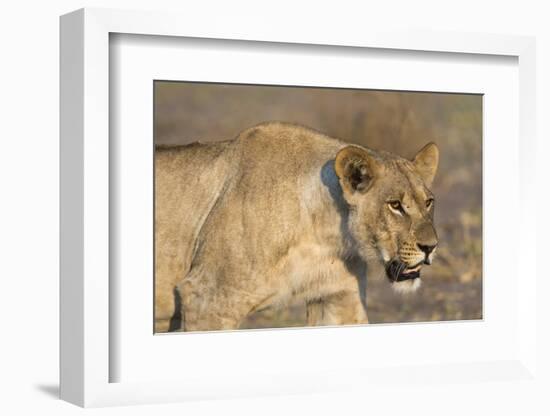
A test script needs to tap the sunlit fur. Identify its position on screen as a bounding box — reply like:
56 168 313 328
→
155 122 439 331
393 278 422 294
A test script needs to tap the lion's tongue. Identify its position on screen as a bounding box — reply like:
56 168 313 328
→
403 265 421 274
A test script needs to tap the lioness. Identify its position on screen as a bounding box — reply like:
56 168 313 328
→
155 122 439 332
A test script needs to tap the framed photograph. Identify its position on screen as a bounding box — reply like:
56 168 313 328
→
60 8 537 407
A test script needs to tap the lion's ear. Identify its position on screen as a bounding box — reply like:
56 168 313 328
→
335 146 380 197
412 142 439 187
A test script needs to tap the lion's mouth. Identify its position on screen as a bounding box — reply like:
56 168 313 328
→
386 260 423 282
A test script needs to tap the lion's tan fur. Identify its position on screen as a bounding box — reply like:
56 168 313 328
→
155 122 438 332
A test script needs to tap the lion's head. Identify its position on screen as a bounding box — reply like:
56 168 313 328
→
334 142 439 293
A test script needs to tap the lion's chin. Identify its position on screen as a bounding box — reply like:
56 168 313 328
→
391 278 422 294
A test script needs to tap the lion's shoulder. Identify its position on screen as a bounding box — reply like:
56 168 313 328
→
230 122 347 172
237 121 338 145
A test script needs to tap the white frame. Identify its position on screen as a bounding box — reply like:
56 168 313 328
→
60 7 537 407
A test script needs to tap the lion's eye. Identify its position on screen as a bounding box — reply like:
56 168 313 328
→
388 201 403 212
426 198 434 208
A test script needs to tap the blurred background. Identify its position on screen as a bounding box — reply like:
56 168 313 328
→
155 81 482 327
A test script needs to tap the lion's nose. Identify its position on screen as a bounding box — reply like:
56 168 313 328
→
417 243 436 257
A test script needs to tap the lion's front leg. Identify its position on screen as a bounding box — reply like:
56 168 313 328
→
306 290 368 326
177 267 261 332
306 257 369 327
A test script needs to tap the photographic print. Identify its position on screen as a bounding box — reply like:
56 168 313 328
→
154 82 482 333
